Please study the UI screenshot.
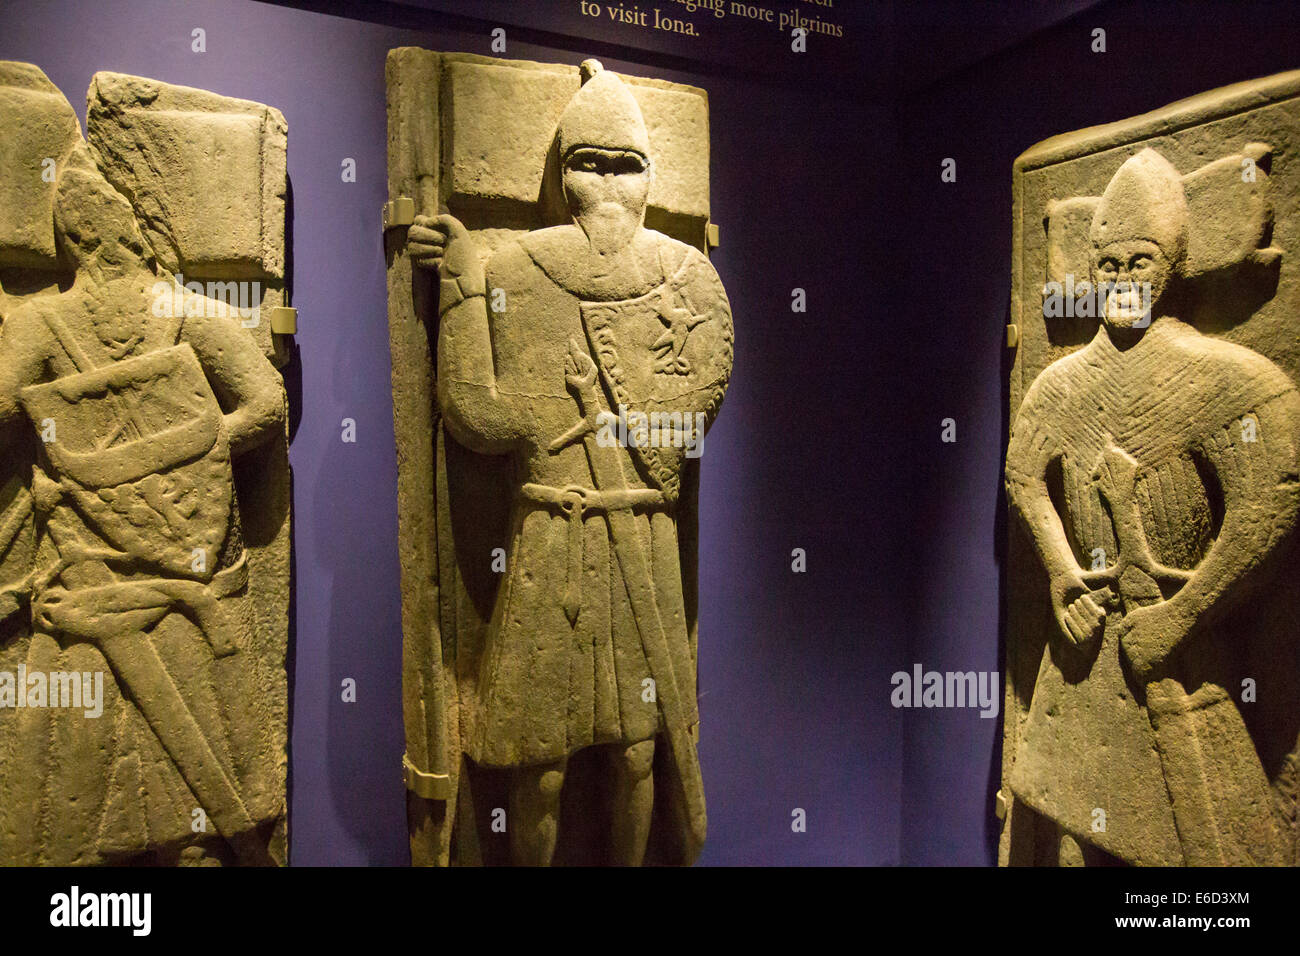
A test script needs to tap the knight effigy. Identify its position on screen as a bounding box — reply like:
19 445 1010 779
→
1002 80 1300 867
388 54 732 866
0 64 291 865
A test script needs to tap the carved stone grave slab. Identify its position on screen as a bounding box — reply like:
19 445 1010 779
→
385 51 732 866
0 63 290 866
1003 71 1300 866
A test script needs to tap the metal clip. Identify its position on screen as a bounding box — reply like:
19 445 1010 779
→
1006 323 1020 348
268 306 297 335
403 752 452 801
706 221 720 250
383 196 416 231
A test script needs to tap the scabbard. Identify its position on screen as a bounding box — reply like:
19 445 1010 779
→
1146 677 1287 865
95 629 273 864
574 422 707 851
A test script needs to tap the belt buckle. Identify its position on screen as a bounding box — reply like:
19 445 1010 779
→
559 485 590 517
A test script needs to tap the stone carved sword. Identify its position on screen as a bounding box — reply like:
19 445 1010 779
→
552 337 707 852
1086 444 1192 606
27 314 275 865
1091 443 1283 864
96 627 276 865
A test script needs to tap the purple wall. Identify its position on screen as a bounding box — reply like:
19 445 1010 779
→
2 0 899 865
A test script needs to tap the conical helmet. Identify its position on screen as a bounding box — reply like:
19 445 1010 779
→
1089 148 1189 263
557 59 651 162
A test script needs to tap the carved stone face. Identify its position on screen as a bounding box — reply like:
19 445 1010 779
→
562 147 651 255
1093 238 1172 332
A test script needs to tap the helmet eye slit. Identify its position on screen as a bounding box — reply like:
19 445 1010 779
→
565 149 647 177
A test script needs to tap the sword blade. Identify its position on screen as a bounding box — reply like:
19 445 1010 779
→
576 421 706 850
96 629 271 863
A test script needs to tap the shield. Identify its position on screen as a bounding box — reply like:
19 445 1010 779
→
580 252 733 500
19 343 232 579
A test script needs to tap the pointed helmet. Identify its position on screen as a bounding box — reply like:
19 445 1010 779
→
1089 148 1189 263
557 59 651 162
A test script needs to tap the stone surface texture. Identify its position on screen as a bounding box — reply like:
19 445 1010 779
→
386 51 731 866
86 72 290 365
1003 71 1300 867
0 63 290 866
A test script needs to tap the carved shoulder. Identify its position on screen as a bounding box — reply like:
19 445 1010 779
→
0 299 58 422
1016 347 1091 424
0 298 57 368
1190 335 1297 403
485 236 540 291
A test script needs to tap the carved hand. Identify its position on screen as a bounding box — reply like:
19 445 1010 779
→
1117 601 1190 684
408 213 476 280
1050 571 1113 648
564 338 599 394
35 584 170 642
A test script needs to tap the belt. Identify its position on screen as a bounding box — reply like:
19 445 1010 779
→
519 483 668 625
30 551 250 656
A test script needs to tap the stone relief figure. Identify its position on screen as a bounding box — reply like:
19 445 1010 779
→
1004 147 1299 865
389 55 731 865
0 64 290 866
